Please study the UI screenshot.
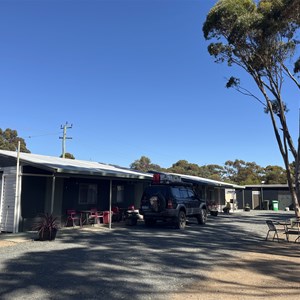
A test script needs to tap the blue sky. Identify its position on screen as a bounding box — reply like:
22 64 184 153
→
0 0 299 168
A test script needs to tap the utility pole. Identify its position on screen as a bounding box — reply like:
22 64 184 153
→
59 122 72 158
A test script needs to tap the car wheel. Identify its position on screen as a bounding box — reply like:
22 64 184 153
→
197 209 207 225
175 210 186 229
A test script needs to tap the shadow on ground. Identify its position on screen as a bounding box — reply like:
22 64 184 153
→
0 211 299 299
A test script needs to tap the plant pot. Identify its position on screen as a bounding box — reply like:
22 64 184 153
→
244 207 251 212
125 217 138 226
38 228 58 241
210 210 218 216
223 207 230 214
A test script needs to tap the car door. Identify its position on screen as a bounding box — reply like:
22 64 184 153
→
187 188 201 214
177 187 191 215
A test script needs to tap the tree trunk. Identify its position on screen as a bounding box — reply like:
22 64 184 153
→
294 138 300 217
256 77 300 217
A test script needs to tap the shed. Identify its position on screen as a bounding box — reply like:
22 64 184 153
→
236 184 292 210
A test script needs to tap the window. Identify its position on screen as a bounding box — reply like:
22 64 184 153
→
171 187 181 198
179 188 189 199
116 185 124 203
187 189 196 198
79 183 97 204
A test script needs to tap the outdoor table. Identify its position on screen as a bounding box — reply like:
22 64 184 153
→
277 220 290 229
278 219 300 243
292 220 300 242
80 210 94 225
275 221 290 241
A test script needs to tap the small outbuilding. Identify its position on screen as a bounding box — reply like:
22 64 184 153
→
236 184 292 210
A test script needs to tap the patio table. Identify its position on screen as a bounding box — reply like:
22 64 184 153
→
291 220 300 242
81 210 104 225
79 210 91 225
278 219 300 243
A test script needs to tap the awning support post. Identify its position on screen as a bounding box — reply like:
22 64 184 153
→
109 179 112 229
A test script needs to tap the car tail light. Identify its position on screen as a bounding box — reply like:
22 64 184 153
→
167 199 173 209
152 174 160 184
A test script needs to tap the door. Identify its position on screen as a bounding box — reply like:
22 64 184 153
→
252 191 260 210
188 188 200 214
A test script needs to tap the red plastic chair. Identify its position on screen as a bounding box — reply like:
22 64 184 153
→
112 206 122 222
65 209 82 227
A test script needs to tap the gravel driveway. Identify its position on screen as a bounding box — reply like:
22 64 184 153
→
0 210 299 300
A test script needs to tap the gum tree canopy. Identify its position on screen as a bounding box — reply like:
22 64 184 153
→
0 128 30 153
203 0 300 216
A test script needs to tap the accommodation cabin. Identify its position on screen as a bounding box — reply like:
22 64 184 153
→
0 150 152 232
0 150 244 233
236 184 292 210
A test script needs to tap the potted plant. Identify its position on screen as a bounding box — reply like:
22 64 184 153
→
125 206 140 226
244 203 251 212
208 201 218 216
32 213 59 241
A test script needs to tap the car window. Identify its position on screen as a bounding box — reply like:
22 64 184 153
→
144 186 168 198
179 187 189 199
187 189 196 198
171 187 181 198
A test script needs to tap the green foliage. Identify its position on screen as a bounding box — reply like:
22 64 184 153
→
226 77 240 88
263 99 289 115
203 0 299 76
60 152 75 159
294 57 300 73
0 128 30 153
130 156 163 172
166 160 225 181
167 160 200 176
130 157 287 185
224 159 264 185
203 0 300 212
264 165 287 184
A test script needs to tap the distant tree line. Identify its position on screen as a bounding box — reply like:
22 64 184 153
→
0 128 289 185
130 156 288 186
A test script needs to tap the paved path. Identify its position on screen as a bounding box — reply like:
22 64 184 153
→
0 210 299 300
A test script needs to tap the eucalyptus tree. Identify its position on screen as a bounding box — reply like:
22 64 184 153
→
224 159 264 185
130 156 162 172
0 128 30 153
264 165 287 184
203 0 300 215
60 152 75 159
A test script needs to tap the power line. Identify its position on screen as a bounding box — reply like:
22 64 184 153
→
59 122 73 158
26 132 61 138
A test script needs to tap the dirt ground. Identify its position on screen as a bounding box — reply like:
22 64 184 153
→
170 245 300 300
1 227 299 300
0 240 17 248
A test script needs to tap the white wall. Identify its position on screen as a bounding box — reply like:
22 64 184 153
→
0 167 17 232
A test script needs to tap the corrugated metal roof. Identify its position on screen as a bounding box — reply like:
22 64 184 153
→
0 150 245 188
168 172 245 189
0 150 152 180
245 184 289 188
